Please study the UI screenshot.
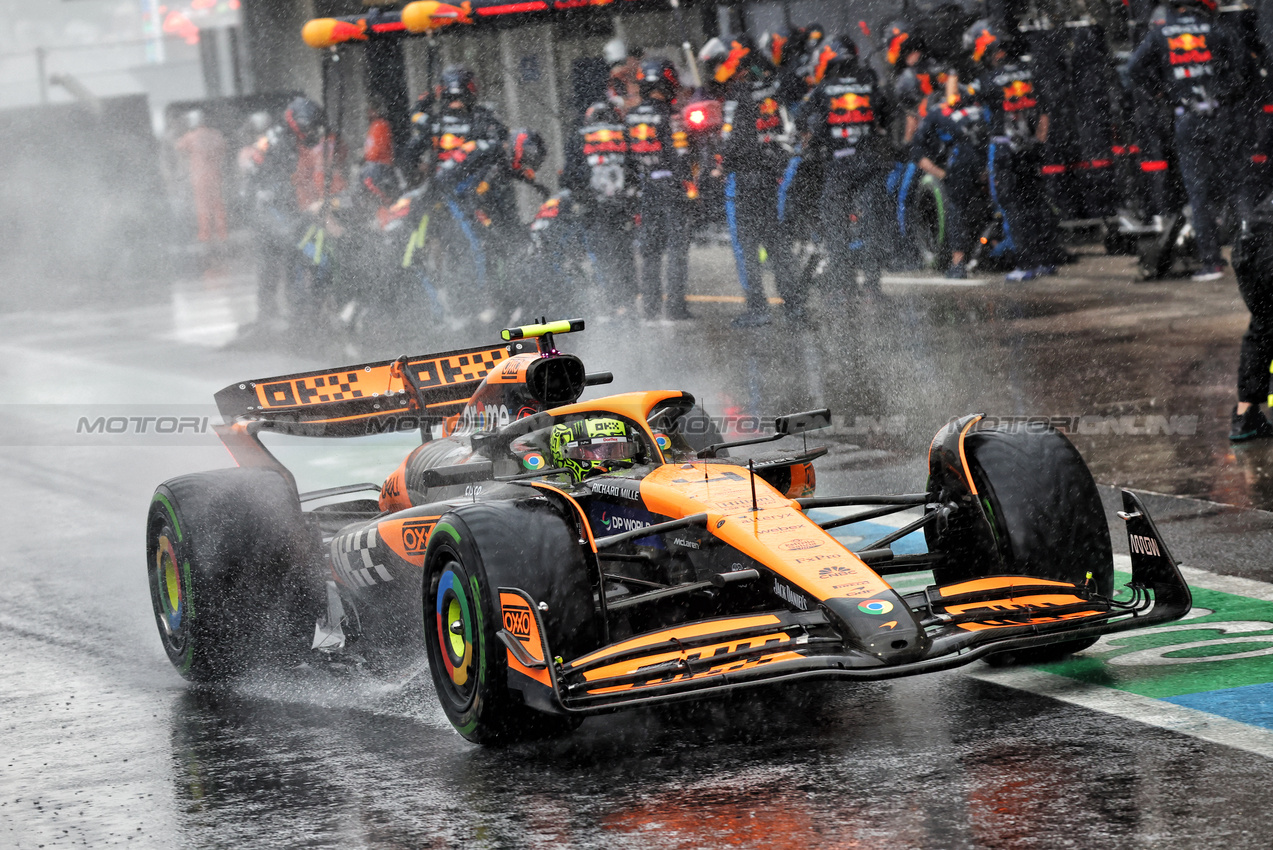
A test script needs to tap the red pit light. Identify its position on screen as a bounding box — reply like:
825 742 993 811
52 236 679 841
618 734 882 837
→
680 99 722 135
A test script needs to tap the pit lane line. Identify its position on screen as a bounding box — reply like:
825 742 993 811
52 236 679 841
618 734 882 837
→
684 275 989 307
966 558 1273 760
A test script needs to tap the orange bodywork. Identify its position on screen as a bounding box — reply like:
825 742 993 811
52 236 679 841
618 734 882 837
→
377 514 440 566
638 463 889 601
500 590 552 688
565 614 803 695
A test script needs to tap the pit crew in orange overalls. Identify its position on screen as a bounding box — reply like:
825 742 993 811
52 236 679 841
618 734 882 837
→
175 110 228 243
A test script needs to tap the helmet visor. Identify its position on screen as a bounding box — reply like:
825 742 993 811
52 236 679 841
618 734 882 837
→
563 436 637 462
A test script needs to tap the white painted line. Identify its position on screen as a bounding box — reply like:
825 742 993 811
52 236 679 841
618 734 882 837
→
881 275 988 286
964 665 1273 759
1175 563 1273 602
965 557 1273 757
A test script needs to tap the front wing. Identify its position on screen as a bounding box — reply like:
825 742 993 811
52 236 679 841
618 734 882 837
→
496 490 1192 716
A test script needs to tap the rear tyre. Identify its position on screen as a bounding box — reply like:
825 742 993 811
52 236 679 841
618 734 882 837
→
928 424 1114 664
146 468 318 682
423 505 587 745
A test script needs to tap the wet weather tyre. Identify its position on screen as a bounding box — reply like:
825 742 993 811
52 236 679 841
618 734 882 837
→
909 176 947 269
146 468 318 682
930 424 1114 664
423 505 586 745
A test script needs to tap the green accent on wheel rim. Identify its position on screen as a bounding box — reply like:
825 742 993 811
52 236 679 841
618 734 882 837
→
436 522 461 544
470 575 486 686
153 492 182 542
183 560 195 619
447 597 465 657
163 551 180 613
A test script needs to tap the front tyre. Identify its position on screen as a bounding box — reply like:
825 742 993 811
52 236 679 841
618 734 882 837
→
423 510 581 745
928 422 1114 664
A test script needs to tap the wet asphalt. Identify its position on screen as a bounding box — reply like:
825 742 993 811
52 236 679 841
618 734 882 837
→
4 241 1273 848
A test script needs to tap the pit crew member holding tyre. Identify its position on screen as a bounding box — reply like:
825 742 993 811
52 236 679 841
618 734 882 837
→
914 90 989 278
407 66 512 308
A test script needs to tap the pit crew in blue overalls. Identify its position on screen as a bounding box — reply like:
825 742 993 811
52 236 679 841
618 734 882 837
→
699 34 799 327
966 20 1066 282
913 85 989 278
403 66 511 306
627 58 693 321
562 100 637 304
800 36 894 296
1128 0 1236 281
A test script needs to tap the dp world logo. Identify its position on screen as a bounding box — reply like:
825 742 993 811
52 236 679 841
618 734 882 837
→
599 511 651 534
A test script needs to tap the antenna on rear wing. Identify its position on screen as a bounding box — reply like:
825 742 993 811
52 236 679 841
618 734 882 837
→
500 318 586 355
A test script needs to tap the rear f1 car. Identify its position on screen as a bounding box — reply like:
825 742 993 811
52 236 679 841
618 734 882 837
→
146 320 1192 743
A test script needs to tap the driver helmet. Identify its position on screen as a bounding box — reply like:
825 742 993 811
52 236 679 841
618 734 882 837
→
550 417 639 482
285 97 326 146
440 65 479 108
508 128 545 173
964 20 1006 66
637 58 680 99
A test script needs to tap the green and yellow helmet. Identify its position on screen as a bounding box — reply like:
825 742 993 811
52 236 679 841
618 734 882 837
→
550 417 639 482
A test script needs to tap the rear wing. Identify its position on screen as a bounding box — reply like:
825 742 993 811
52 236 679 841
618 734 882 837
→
213 343 509 437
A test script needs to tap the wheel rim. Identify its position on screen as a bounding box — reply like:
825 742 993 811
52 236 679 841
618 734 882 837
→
433 560 476 706
152 528 186 650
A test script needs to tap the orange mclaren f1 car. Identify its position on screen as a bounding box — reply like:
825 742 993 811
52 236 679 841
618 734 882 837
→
146 320 1192 744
